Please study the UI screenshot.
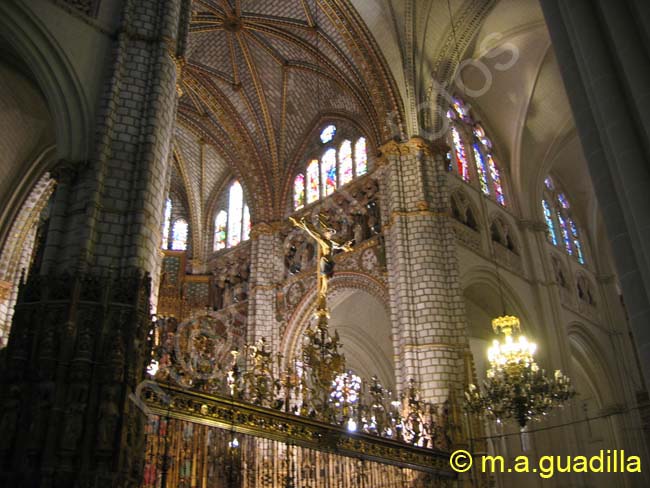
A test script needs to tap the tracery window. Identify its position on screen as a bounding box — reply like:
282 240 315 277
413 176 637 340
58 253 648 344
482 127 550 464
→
162 198 172 249
212 180 251 252
161 197 190 251
541 175 585 264
171 219 188 251
293 124 369 211
446 96 507 205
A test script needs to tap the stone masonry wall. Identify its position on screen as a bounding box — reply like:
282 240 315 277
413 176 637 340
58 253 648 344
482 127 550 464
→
379 138 468 404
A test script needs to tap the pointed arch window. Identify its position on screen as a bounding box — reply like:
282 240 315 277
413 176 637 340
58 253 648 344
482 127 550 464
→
161 197 190 251
450 126 470 181
212 180 251 252
355 137 368 176
162 198 172 249
321 148 337 197
294 174 305 210
306 159 320 204
292 124 370 210
227 181 244 248
171 219 188 251
541 175 586 264
339 140 353 186
446 97 508 205
542 199 558 246
214 210 227 251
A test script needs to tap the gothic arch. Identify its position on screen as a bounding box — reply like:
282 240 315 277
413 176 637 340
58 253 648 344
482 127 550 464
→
0 1 90 163
450 187 481 231
488 213 518 254
566 324 616 406
461 265 535 336
280 271 389 366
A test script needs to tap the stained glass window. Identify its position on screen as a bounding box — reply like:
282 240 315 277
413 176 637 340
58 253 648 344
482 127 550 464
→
171 219 188 251
213 181 251 251
294 174 305 210
306 159 319 203
544 176 554 190
472 143 490 195
294 126 369 210
355 137 368 176
214 210 227 251
558 193 570 209
227 181 244 248
473 125 492 149
557 211 572 255
321 148 337 196
339 140 353 186
542 200 557 246
543 175 586 264
452 96 471 122
450 127 470 181
487 154 505 206
242 205 251 241
448 95 510 206
569 219 584 264
320 125 336 144
162 198 172 249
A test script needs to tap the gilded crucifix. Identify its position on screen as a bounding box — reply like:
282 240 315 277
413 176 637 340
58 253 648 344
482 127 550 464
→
289 214 353 314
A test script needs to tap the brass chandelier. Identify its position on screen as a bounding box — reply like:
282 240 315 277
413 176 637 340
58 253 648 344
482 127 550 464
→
465 314 575 429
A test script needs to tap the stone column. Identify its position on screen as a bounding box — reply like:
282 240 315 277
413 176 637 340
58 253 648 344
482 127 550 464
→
0 0 190 486
540 0 650 392
248 223 285 351
378 138 468 405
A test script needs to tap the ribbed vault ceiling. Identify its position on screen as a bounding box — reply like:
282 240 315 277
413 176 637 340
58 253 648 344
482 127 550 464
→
173 0 404 223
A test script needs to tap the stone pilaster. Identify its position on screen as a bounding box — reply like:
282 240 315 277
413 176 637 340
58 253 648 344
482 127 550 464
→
378 138 468 405
0 0 191 486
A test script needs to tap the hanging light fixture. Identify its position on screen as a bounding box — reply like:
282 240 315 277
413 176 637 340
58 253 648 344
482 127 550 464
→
465 314 575 428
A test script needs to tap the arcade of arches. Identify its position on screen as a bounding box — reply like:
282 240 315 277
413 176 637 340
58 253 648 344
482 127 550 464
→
1 0 649 487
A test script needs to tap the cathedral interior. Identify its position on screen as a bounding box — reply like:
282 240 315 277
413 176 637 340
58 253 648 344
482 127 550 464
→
1 0 649 487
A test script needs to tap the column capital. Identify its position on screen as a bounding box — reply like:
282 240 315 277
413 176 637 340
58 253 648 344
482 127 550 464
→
378 137 450 159
250 221 285 238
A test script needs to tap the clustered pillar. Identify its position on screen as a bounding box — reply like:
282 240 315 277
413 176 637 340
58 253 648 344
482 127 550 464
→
0 0 190 486
379 138 469 407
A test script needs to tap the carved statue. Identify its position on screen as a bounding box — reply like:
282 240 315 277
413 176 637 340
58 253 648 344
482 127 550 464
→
289 215 353 311
97 385 120 450
61 383 88 450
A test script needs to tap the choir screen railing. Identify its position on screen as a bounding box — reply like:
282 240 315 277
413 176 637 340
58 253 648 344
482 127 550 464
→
139 384 455 488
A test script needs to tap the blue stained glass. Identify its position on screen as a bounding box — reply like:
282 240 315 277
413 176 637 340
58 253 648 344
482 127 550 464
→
542 200 557 245
321 148 337 196
544 176 554 190
472 143 490 195
473 125 492 149
557 211 572 255
558 193 570 209
569 219 585 264
487 154 505 206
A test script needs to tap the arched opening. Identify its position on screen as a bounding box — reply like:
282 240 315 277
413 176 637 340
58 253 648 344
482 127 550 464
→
0 45 58 347
328 290 395 391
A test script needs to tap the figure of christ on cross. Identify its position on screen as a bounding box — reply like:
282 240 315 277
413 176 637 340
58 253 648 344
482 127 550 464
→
289 215 353 313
